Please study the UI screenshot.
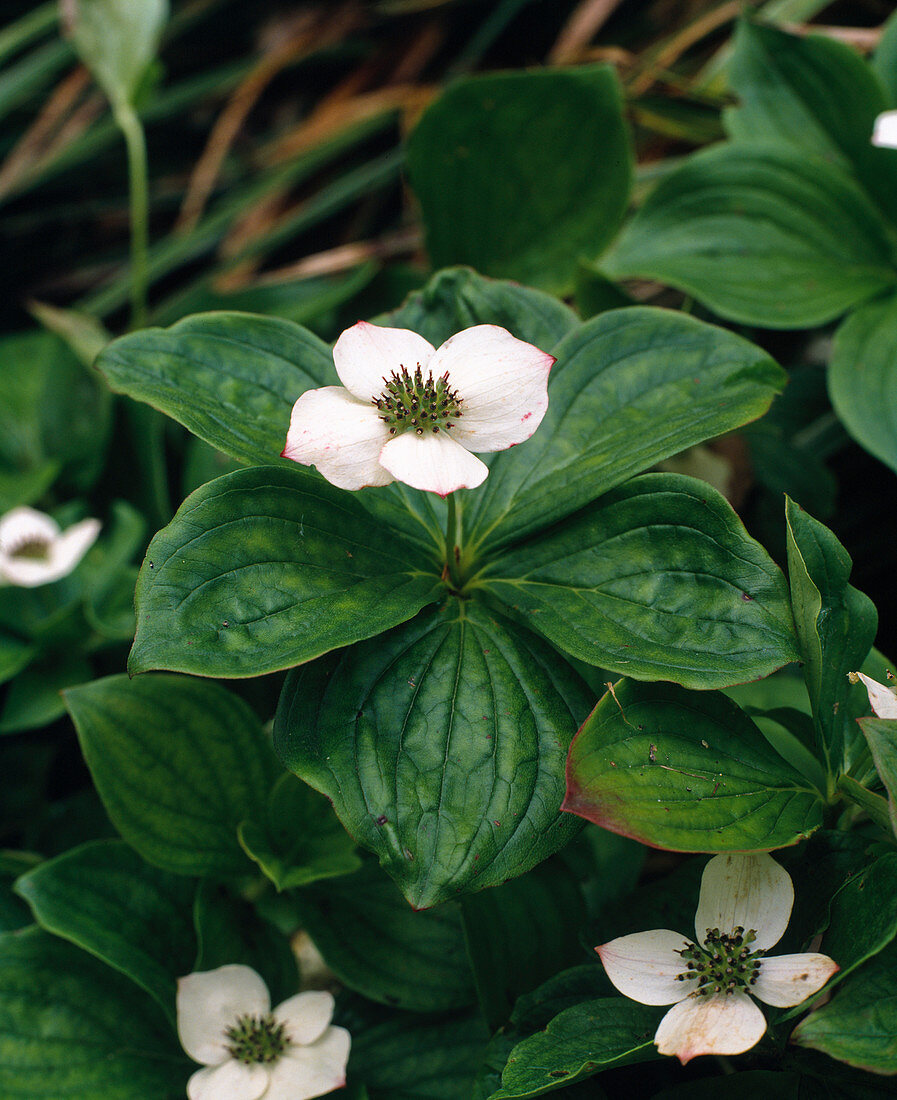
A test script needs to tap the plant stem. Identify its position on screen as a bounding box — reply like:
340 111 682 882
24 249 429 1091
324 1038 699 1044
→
444 493 464 589
115 103 150 330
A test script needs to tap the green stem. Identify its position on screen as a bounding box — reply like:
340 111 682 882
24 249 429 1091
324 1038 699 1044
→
444 494 464 589
114 103 150 330
837 775 894 836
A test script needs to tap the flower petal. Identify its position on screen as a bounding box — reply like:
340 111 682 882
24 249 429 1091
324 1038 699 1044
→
187 1060 269 1100
177 965 270 1066
850 671 897 720
694 853 793 951
263 1026 351 1100
428 325 554 453
332 320 436 402
872 110 897 149
48 517 100 572
595 929 697 1005
282 386 394 491
751 953 839 1008
654 991 767 1064
0 506 60 549
274 990 335 1047
379 430 488 496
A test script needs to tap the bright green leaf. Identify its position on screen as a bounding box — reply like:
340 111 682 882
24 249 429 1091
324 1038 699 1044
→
565 680 823 851
858 718 897 835
483 472 798 689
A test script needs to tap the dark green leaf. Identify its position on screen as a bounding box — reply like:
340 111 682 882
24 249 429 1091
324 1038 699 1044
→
565 679 823 851
96 311 332 468
14 839 196 1024
291 862 475 1013
873 10 897 105
489 999 661 1098
654 1072 803 1099
0 653 90 734
829 293 897 476
785 498 878 772
0 634 33 687
65 673 276 876
858 718 897 835
128 465 443 677
604 145 897 328
467 307 786 550
792 939 897 1073
406 67 632 294
276 600 592 908
822 853 897 986
483 472 798 689
238 773 361 891
0 926 187 1099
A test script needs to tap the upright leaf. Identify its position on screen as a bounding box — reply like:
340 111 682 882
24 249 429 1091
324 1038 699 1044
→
785 498 878 772
276 600 592 909
565 680 823 851
605 145 897 328
857 718 897 836
65 673 276 876
483 473 797 689
128 465 443 677
406 67 632 294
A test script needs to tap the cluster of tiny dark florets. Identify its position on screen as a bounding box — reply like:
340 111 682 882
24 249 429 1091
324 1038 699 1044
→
373 363 463 436
7 536 51 561
675 927 765 997
225 1013 290 1065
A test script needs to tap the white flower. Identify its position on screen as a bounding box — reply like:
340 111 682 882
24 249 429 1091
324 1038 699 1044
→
0 506 100 588
177 964 350 1100
849 670 897 719
872 110 897 149
596 853 838 1065
282 321 554 496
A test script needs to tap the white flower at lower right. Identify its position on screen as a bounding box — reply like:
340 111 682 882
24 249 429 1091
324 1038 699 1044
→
595 852 839 1064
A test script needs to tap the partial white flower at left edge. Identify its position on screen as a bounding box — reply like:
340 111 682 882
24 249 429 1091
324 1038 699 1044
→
0 506 100 588
596 853 839 1064
872 110 897 149
282 321 555 496
177 965 351 1100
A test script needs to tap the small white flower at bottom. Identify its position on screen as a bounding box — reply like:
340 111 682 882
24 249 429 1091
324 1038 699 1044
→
177 964 350 1100
0 506 100 587
872 110 897 149
595 853 838 1064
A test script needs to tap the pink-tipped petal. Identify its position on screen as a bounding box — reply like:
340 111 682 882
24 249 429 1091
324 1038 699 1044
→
332 321 436 402
695 853 793 952
177 965 270 1066
596 930 696 1005
751 953 839 1008
282 386 394 491
274 991 335 1047
851 671 897 720
654 992 767 1063
379 430 488 495
263 1027 351 1100
187 1061 269 1100
872 110 897 149
428 324 554 453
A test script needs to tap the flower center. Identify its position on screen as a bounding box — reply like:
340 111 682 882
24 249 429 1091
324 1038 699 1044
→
5 536 52 562
675 927 765 997
373 364 463 436
225 1013 290 1066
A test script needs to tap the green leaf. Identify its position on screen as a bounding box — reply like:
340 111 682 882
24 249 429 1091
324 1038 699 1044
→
0 926 187 1099
858 718 897 835
829 293 897 476
291 862 475 1013
822 853 897 986
96 311 332 468
349 1012 489 1100
565 679 823 851
461 859 586 1029
406 66 632 294
238 773 361 891
489 999 661 1098
64 0 168 110
14 839 195 1024
604 144 897 328
380 266 578 353
467 307 786 550
64 673 276 876
483 472 798 689
193 881 299 1006
873 10 897 105
0 634 33 686
785 497 877 771
0 653 90 734
128 465 443 678
276 599 592 909
792 939 897 1073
